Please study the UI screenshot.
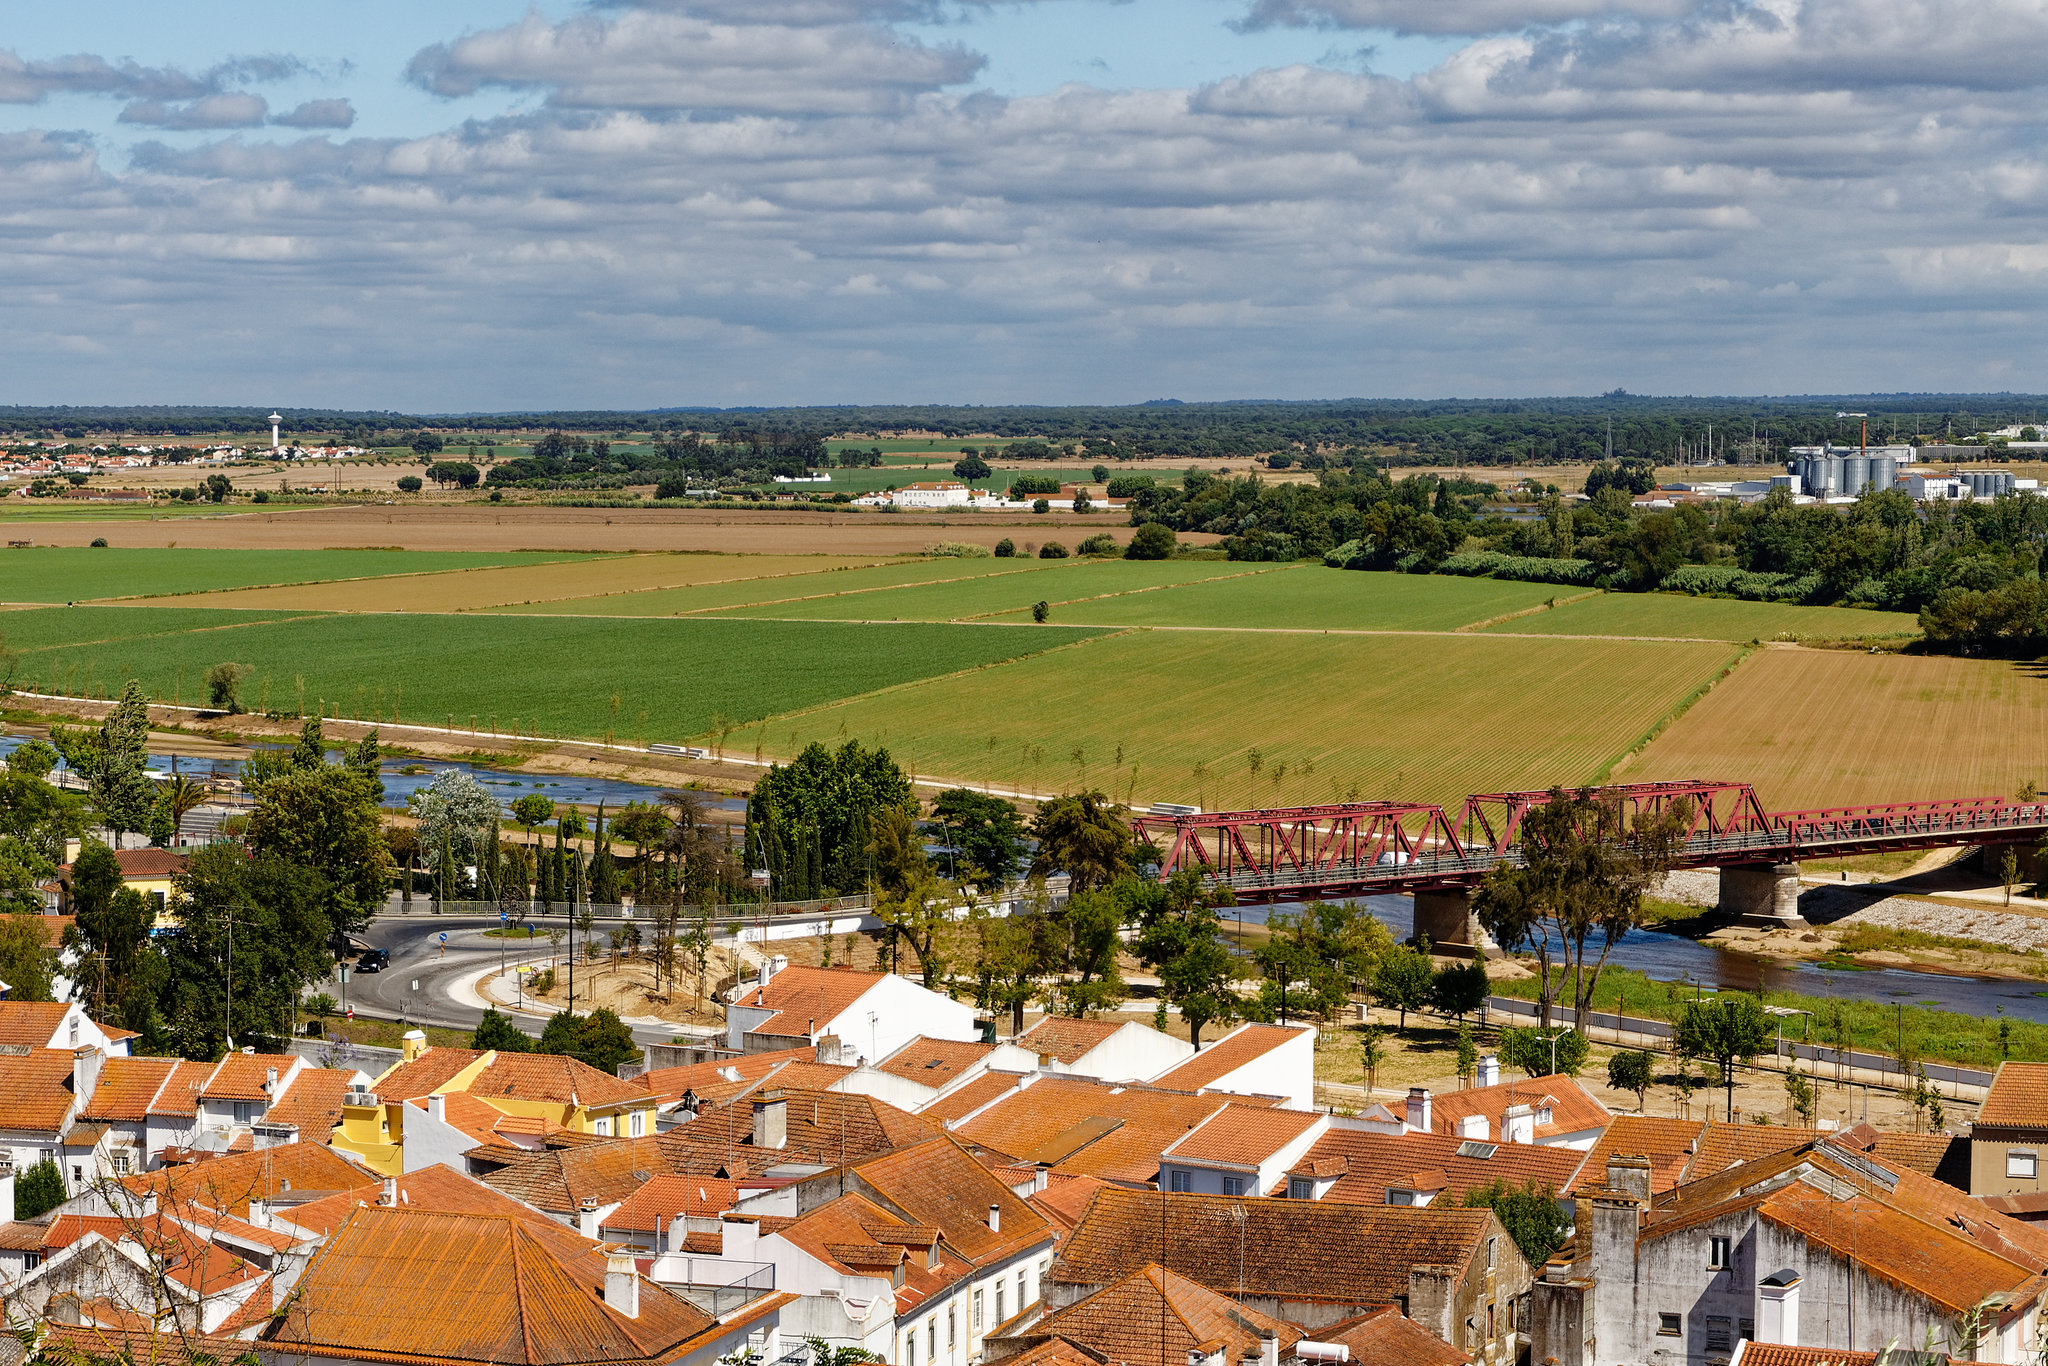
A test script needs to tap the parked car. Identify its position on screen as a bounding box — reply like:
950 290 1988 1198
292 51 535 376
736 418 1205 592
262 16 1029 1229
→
356 948 390 974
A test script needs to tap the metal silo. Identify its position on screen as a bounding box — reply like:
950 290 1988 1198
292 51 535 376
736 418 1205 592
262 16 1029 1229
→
1839 456 1868 497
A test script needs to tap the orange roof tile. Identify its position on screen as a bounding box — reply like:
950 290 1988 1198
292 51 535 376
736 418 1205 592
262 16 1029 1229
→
467 1052 653 1109
601 1175 742 1232
1031 1175 1109 1236
1311 1308 1471 1366
661 1087 938 1175
483 1135 676 1215
370 1047 486 1101
958 1077 1259 1184
1756 1179 2034 1315
261 1205 716 1366
1565 1115 1703 1197
1165 1105 1320 1166
879 1038 996 1086
0 1047 79 1131
146 1059 215 1117
280 1163 569 1239
1150 1025 1309 1093
925 1071 1026 1124
850 1135 1055 1265
0 1002 72 1047
1272 1128 1585 1207
1019 1264 1301 1366
729 965 886 1039
80 1056 177 1122
636 1047 817 1107
124 1142 378 1218
1683 1119 1821 1181
1426 1074 1610 1144
41 1323 255 1366
1016 1017 1124 1065
201 1052 296 1102
263 1067 356 1133
1981 1062 2048 1128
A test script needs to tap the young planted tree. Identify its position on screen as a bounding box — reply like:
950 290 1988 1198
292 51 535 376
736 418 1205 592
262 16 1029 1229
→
79 680 155 848
1135 872 1242 1046
1359 1025 1387 1095
1785 1067 1818 1127
203 662 253 714
1455 1023 1478 1088
1674 994 1772 1122
1607 1049 1655 1111
1371 943 1436 1032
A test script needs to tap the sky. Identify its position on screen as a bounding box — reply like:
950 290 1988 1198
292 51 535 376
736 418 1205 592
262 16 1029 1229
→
2 0 2046 410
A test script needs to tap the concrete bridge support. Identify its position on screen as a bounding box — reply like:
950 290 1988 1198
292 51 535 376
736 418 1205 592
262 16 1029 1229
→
1413 887 1498 959
1718 862 1805 927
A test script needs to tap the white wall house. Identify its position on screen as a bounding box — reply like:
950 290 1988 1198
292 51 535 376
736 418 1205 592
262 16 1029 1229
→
1015 1017 1194 1084
1157 1107 1329 1198
1147 1023 1317 1111
726 963 980 1062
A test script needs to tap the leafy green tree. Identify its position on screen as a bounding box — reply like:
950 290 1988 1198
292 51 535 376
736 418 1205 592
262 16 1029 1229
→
204 662 252 714
0 914 58 1003
1135 873 1241 1045
537 1007 640 1074
1125 522 1177 560
1462 1179 1570 1266
993 538 1016 558
472 1007 534 1053
397 475 424 493
1498 1024 1588 1078
426 459 480 487
869 805 930 900
1371 942 1436 1031
879 872 952 989
163 843 331 1054
746 741 914 898
1785 1068 1817 1127
1455 1022 1477 1086
248 740 392 935
1429 960 1489 1023
1674 994 1772 1121
1607 1049 1655 1110
14 1158 64 1220
1029 791 1133 894
953 454 992 482
929 789 1028 885
1054 884 1128 1016
80 680 154 847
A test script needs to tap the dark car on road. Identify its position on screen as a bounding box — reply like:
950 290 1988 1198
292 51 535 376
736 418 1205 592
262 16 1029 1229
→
356 948 391 974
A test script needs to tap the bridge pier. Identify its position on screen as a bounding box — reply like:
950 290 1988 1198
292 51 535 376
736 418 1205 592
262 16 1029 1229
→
1413 887 1497 959
1718 862 1805 927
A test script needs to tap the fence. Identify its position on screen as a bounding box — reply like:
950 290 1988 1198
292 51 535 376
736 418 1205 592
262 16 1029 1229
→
1485 994 1995 1094
388 894 874 922
657 1258 775 1316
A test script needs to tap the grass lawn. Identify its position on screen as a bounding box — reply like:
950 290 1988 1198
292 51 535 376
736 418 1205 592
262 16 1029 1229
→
0 547 594 604
723 629 1740 809
1488 591 1919 643
709 558 1265 621
9 607 1106 745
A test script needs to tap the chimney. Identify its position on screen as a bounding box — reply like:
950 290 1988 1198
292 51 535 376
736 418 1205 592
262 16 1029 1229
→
381 1177 397 1207
752 1094 788 1150
605 1252 641 1319
1260 1331 1279 1366
265 1067 279 1095
1502 1103 1535 1145
1757 1270 1802 1346
71 1047 101 1115
758 961 772 990
1405 1087 1432 1134
248 1198 270 1230
401 1029 427 1063
1476 1054 1499 1088
580 1197 602 1239
1605 1154 1652 1200
0 1159 17 1223
988 1203 1001 1233
1458 1114 1489 1141
426 1093 446 1124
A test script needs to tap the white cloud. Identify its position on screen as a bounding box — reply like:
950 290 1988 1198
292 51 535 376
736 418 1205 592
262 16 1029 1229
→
119 93 270 129
273 98 355 129
1236 0 1695 36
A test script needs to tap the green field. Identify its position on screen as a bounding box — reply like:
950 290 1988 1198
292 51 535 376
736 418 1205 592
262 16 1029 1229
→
721 630 1741 809
978 566 1567 632
485 556 1047 617
8 608 1103 742
1485 590 1918 643
705 559 1264 622
0 547 594 605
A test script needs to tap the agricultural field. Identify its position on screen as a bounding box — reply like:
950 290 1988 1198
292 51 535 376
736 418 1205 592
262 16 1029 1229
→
131 552 893 613
720 630 1742 809
1487 591 1918 643
8 607 1102 743
980 566 1567 632
1625 647 2048 809
706 559 1266 622
0 546 592 604
489 555 1050 617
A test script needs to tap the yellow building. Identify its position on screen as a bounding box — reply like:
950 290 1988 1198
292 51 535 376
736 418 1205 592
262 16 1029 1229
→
331 1031 658 1176
59 849 188 929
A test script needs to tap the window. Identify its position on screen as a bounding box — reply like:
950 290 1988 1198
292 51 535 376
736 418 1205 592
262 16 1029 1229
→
995 1281 1005 1325
2010 1150 2039 1179
1387 1189 1416 1206
67 1019 78 1048
110 1153 130 1175
1705 1316 1733 1355
233 1102 254 1124
974 1290 984 1331
69 1164 81 1187
593 1116 612 1136
1017 1271 1027 1309
948 1306 957 1350
1739 1320 1754 1342
1288 1178 1312 1200
928 1321 936 1360
629 1110 645 1138
1657 1314 1682 1337
1487 1237 1498 1268
1708 1236 1731 1270
21 1254 37 1272
1221 1176 1245 1197
904 1335 915 1366
1168 1170 1192 1193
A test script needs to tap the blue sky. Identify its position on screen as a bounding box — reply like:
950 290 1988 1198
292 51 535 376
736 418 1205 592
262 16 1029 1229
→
1 0 2045 408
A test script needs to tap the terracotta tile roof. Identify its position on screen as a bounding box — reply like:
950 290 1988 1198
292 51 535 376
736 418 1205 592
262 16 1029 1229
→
878 1038 996 1086
0 1220 46 1251
48 1209 266 1298
370 1047 486 1101
635 1047 816 1107
260 1205 716 1366
729 965 885 1038
763 1060 858 1092
1270 1128 1585 1206
0 1047 79 1131
1016 1017 1124 1065
1020 1264 1301 1366
1310 1308 1471 1366
262 1067 356 1133
124 1141 378 1218
1149 1026 1309 1094
995 1339 1107 1366
925 1070 1027 1124
1055 1189 1494 1304
0 1002 71 1047
1684 1119 1821 1181
1165 1105 1320 1167
108 850 187 880
280 1163 569 1239
80 1056 176 1122
1425 1074 1610 1144
200 1052 295 1102
40 1323 254 1366
1032 1175 1110 1235
146 1059 215 1117
1981 1062 2048 1128
467 1052 653 1109
1756 1178 2035 1315
849 1135 1055 1265
1565 1114 1703 1196
601 1175 741 1233
1728 1348 1959 1366
482 1135 675 1215
65 1122 112 1148
958 1077 1260 1183
660 1087 938 1175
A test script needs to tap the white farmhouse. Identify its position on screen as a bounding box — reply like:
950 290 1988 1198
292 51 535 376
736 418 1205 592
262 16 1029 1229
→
726 962 979 1062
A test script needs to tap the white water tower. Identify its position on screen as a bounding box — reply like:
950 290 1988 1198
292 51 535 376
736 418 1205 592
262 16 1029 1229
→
269 412 282 451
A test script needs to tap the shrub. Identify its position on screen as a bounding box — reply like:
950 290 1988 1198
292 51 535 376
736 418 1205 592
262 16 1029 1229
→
1010 474 1061 496
89 537 108 548
1039 542 1069 559
1091 464 1109 483
1126 522 1177 560
1267 453 1295 469
993 538 1016 558
14 1159 63 1220
1106 475 1155 498
1031 600 1051 623
251 490 270 504
924 541 993 558
1437 551 1600 587
1032 499 1050 514
1077 533 1119 556
396 475 423 493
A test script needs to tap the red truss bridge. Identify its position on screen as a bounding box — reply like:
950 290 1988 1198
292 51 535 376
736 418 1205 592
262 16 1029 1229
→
1131 780 2048 939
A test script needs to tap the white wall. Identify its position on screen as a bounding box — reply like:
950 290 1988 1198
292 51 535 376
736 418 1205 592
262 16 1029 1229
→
1063 1023 1193 1084
400 1096 488 1174
1189 1026 1317 1110
828 976 978 1063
